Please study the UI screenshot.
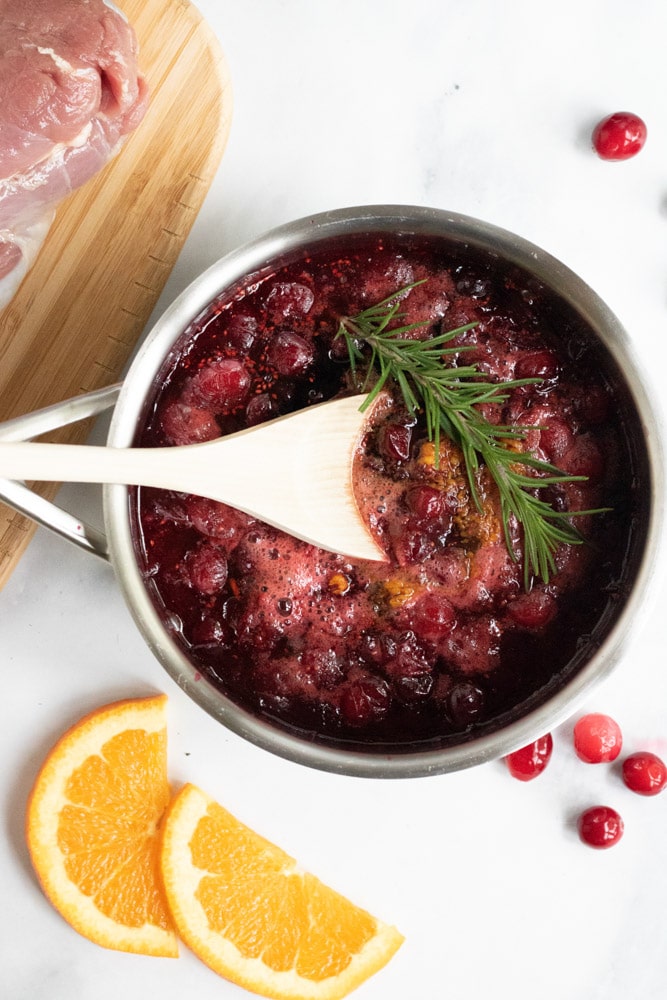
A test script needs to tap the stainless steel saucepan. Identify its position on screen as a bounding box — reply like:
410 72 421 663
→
1 206 662 777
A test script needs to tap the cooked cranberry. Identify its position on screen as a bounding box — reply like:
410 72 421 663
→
186 545 228 594
235 606 282 653
378 422 412 462
329 333 358 362
573 713 623 763
539 419 574 460
446 682 485 727
562 435 605 483
186 496 229 537
403 591 456 642
444 617 501 675
505 734 553 781
507 589 557 629
592 111 647 161
186 358 251 412
387 632 432 679
393 521 439 566
502 388 535 427
456 275 491 299
358 629 397 666
394 672 434 703
301 648 344 689
340 677 391 725
622 751 667 796
224 314 257 354
245 392 278 426
161 401 219 445
267 331 314 376
577 806 624 849
190 615 231 645
186 498 254 550
515 350 559 381
538 484 568 512
406 484 449 520
266 281 315 319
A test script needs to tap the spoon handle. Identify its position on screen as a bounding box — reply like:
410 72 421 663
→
0 395 386 561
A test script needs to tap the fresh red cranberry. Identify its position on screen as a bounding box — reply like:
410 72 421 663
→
507 589 557 630
505 734 553 781
514 350 559 381
403 591 456 642
161 401 219 445
577 806 624 849
622 751 667 796
186 545 228 594
406 484 448 520
573 713 623 763
592 112 647 161
267 331 314 376
186 358 251 413
378 422 412 462
245 392 278 426
266 281 315 320
445 681 485 727
339 677 391 725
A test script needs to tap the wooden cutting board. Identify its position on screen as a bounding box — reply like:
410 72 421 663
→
0 0 232 588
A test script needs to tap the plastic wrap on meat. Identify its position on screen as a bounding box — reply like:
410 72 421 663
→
0 0 148 307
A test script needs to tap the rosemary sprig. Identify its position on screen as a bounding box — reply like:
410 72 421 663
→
336 281 605 588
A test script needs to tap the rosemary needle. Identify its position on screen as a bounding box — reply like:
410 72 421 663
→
335 281 605 588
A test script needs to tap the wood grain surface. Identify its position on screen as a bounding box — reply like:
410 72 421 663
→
0 0 232 587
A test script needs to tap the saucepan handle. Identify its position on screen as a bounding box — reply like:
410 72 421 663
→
0 384 122 561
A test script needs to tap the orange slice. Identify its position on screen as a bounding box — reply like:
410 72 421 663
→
26 694 178 957
160 782 404 999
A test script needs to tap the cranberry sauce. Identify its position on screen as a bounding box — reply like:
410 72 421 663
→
131 234 644 753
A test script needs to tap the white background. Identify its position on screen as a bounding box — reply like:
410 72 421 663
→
3 2 667 998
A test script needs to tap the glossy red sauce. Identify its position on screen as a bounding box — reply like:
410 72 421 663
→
131 234 645 752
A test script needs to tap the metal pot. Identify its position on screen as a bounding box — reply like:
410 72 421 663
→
2 206 662 777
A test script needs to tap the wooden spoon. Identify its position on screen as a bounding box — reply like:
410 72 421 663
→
0 394 387 562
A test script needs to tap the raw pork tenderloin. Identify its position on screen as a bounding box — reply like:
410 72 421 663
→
0 0 148 306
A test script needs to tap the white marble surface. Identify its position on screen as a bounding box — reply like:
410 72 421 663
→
3 1 667 997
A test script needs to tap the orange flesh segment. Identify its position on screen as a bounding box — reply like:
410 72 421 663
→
160 783 404 999
26 694 177 956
